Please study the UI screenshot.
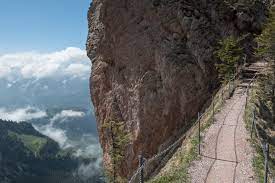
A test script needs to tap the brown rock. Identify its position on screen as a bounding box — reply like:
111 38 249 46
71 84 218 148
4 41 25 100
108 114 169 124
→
86 0 268 179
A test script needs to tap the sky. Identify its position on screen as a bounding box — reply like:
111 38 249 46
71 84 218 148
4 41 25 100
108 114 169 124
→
0 1 102 176
0 0 92 54
0 1 102 175
0 0 93 81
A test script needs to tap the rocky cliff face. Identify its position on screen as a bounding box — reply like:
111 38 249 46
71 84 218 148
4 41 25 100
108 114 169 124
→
87 0 268 178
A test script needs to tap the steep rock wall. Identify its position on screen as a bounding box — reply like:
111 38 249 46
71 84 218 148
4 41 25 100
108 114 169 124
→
87 0 268 178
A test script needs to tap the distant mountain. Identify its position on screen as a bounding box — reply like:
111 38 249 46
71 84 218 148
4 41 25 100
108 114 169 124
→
0 77 91 109
0 72 104 182
0 119 104 183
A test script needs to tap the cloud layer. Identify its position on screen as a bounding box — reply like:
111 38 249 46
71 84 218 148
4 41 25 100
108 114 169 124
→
76 156 103 181
36 109 87 148
51 110 85 123
34 124 69 148
0 107 47 122
0 107 103 179
0 47 90 80
0 107 87 147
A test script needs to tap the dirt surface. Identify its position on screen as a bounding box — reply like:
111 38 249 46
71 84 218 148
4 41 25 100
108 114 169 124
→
188 88 255 183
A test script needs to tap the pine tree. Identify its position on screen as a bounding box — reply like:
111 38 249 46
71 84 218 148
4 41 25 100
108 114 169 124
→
103 120 130 183
256 8 275 122
256 7 275 60
214 36 244 81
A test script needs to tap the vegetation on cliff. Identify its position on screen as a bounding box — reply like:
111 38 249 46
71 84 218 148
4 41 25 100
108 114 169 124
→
244 67 275 182
256 7 275 59
244 6 275 182
103 120 131 182
215 36 244 81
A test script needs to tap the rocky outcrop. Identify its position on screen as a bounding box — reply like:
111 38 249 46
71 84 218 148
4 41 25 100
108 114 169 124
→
87 0 268 178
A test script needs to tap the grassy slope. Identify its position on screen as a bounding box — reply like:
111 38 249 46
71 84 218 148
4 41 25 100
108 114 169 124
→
0 120 87 183
244 73 275 182
8 131 47 156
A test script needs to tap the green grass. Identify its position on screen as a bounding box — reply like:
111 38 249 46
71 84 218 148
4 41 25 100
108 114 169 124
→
252 140 265 183
244 87 265 183
244 78 275 182
8 131 47 156
148 135 199 183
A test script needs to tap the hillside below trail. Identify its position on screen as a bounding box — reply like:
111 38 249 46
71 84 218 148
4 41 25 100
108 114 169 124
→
188 63 266 183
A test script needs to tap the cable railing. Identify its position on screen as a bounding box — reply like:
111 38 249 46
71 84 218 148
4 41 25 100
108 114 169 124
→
244 64 272 183
128 72 240 183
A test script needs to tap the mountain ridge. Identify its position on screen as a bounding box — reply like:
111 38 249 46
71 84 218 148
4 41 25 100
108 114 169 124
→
0 119 103 183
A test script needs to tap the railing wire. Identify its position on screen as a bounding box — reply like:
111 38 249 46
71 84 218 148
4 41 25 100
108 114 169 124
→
128 72 240 183
244 66 272 183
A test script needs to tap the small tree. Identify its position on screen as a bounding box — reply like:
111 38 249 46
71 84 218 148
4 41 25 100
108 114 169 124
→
103 120 130 183
214 36 244 81
255 7 275 125
255 7 275 60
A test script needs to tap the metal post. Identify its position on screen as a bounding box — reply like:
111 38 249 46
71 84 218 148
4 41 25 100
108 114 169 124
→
232 78 235 92
245 89 248 108
139 154 144 183
247 88 250 106
198 112 201 155
264 143 269 183
228 80 231 98
251 108 255 138
212 95 215 124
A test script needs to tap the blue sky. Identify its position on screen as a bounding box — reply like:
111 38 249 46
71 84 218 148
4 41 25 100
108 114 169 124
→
0 0 92 54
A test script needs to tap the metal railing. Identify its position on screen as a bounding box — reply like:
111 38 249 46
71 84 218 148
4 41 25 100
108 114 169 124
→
129 63 274 183
128 74 239 183
244 68 272 183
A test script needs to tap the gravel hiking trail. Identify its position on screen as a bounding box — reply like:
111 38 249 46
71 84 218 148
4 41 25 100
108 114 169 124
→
188 87 256 183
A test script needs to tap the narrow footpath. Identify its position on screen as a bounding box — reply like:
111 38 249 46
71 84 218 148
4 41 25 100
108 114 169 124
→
188 63 265 183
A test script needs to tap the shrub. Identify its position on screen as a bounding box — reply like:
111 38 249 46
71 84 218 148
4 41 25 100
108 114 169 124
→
255 7 275 60
214 36 244 81
103 120 131 183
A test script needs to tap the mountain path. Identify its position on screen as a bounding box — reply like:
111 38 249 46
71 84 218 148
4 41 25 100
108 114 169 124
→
188 63 267 183
188 88 255 183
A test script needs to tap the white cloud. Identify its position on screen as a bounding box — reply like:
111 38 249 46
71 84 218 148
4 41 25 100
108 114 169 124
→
0 47 90 80
21 63 60 79
0 65 12 79
51 110 85 123
77 156 103 180
0 107 47 122
65 64 90 78
43 85 49 90
33 109 85 148
7 83 12 88
34 124 69 148
74 143 102 158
